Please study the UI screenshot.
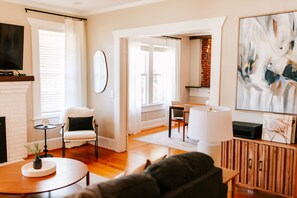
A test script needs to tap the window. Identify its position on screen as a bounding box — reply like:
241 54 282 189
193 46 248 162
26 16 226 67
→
140 41 171 106
38 30 65 117
140 48 148 105
28 18 65 122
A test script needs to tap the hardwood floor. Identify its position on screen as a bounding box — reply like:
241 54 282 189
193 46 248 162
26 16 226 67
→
26 126 280 198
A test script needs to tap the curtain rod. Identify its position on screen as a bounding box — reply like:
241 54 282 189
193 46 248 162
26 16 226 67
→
161 36 181 40
25 8 87 21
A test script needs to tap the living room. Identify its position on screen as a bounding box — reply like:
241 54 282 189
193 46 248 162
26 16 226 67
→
0 0 297 197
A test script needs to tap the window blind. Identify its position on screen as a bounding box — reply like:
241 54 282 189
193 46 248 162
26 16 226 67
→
38 29 65 116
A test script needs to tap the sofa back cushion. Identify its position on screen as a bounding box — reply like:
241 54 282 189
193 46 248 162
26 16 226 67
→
145 152 214 194
96 173 160 198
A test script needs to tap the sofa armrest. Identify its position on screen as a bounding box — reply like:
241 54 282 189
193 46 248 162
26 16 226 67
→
145 152 214 194
161 167 227 198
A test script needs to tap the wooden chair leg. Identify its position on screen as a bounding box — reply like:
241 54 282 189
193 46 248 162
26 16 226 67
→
182 124 185 142
95 140 98 158
178 122 180 132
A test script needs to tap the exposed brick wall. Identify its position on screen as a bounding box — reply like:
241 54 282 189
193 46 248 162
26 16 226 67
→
201 38 211 87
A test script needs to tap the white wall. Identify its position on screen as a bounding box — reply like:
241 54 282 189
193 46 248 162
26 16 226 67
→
0 2 65 147
189 39 201 87
180 36 191 103
1 0 296 150
87 0 297 141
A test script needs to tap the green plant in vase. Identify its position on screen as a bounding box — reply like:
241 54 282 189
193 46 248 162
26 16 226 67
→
24 143 42 169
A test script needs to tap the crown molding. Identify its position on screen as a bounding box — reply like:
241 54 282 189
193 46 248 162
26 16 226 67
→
85 0 167 16
1 0 167 17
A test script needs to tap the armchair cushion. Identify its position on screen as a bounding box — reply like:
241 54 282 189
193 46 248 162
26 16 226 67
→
60 107 95 131
68 116 94 131
63 130 96 141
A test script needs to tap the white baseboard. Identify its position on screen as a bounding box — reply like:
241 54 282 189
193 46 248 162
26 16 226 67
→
26 136 116 154
0 159 24 167
26 137 62 153
141 118 165 130
88 136 115 150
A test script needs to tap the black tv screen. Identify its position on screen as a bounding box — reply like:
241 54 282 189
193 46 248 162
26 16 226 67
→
0 23 24 70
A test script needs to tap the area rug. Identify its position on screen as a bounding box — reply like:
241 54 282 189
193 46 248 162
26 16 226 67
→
77 172 109 188
135 128 198 151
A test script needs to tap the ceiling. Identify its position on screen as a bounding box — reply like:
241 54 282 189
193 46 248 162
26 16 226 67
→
2 0 166 16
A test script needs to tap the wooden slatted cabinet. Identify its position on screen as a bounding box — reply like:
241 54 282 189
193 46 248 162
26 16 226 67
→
221 137 297 197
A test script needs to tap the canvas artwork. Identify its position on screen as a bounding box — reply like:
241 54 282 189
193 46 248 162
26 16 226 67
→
262 113 296 144
236 11 297 114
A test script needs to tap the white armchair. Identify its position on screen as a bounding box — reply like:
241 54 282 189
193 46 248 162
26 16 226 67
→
60 107 98 158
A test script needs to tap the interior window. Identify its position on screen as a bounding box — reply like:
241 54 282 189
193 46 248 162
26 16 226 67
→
38 29 65 118
140 41 173 106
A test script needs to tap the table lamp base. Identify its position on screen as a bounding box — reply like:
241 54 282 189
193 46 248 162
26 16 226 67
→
197 141 221 167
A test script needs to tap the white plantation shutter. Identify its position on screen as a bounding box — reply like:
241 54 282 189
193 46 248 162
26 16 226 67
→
38 29 65 116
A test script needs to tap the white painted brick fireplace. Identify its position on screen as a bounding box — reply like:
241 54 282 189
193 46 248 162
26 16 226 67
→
0 81 31 162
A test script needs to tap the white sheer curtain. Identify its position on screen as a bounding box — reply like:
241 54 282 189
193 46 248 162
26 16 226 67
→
163 38 181 125
64 18 87 107
127 39 142 135
162 38 180 102
127 38 180 133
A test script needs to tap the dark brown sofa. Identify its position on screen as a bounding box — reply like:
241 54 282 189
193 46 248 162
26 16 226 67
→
66 152 227 198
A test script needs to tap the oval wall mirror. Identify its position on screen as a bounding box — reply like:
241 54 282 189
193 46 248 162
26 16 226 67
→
93 50 108 93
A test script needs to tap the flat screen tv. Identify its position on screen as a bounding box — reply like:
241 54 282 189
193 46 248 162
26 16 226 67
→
0 23 24 70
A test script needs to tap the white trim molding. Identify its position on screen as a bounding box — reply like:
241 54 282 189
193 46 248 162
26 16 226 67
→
141 118 166 131
27 18 65 124
113 17 226 152
26 135 115 155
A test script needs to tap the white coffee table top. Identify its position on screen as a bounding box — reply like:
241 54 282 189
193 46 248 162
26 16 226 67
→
21 159 56 177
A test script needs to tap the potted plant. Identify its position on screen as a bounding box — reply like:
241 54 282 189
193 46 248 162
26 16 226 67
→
24 143 42 169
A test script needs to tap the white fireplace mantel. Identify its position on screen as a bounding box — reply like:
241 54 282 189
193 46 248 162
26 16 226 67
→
0 76 34 162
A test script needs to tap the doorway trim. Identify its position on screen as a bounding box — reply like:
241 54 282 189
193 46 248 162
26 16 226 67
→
113 16 226 152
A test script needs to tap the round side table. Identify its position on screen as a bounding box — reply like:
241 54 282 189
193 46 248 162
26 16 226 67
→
34 124 57 157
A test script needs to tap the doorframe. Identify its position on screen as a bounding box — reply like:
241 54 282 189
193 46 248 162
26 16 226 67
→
113 16 226 152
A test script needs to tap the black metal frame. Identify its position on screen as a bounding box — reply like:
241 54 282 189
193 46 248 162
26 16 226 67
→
25 8 87 21
61 120 98 158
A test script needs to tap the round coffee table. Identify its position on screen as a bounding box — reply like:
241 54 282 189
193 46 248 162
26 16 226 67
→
0 158 89 197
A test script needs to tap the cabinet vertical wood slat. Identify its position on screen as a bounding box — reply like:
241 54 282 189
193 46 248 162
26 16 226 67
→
275 147 285 194
292 149 297 196
284 149 291 195
221 138 297 197
258 144 265 189
234 139 241 183
268 146 276 192
253 143 259 186
229 140 234 170
264 145 269 190
247 142 255 186
242 141 248 184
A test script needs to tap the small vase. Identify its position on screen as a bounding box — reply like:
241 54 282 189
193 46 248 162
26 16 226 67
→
33 156 42 169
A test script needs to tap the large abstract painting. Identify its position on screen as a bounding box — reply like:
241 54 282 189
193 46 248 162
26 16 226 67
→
236 11 297 113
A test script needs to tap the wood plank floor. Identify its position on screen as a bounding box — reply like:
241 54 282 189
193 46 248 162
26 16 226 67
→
26 126 280 198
